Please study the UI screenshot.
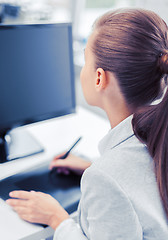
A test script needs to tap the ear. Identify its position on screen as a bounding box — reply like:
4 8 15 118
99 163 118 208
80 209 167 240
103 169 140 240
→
95 68 108 91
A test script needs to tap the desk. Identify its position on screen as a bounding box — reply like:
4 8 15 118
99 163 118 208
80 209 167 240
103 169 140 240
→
0 106 109 240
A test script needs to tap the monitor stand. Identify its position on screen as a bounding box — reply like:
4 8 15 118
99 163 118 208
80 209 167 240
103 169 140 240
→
0 128 44 163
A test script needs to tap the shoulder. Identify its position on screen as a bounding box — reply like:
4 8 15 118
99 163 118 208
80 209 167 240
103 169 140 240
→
87 134 155 194
97 134 152 175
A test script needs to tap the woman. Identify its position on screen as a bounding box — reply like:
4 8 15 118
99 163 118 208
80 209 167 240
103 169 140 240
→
6 8 168 239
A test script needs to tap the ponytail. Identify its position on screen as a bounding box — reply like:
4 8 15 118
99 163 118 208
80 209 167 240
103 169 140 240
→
133 52 168 217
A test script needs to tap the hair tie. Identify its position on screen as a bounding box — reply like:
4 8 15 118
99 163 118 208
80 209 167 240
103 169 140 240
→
159 52 163 57
158 51 168 74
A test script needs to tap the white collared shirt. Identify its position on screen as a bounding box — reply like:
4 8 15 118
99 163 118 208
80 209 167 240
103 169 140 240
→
54 115 168 240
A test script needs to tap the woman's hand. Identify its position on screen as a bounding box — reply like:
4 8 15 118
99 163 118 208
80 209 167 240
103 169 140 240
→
49 153 91 176
6 190 69 230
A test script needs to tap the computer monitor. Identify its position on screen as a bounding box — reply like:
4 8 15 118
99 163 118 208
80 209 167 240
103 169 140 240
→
0 23 76 163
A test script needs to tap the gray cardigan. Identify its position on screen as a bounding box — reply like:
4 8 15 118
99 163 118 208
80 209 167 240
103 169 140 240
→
54 116 168 239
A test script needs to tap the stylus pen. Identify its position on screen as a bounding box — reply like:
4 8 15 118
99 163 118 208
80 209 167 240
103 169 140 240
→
60 136 82 159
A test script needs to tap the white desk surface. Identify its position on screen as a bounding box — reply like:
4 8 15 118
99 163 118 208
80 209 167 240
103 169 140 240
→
0 106 109 240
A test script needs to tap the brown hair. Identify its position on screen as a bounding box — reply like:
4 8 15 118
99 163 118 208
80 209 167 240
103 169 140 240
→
92 8 168 217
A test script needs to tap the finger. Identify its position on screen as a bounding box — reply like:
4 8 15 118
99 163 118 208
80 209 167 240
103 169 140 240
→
12 206 28 214
30 190 36 193
56 167 60 172
49 152 68 165
35 191 49 197
19 214 31 222
63 170 70 175
53 152 67 160
6 198 28 207
49 160 68 170
56 167 70 174
13 209 33 223
49 158 61 170
9 190 34 200
19 214 36 223
61 168 70 175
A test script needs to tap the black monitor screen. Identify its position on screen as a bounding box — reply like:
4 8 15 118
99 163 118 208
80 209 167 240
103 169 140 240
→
0 23 75 131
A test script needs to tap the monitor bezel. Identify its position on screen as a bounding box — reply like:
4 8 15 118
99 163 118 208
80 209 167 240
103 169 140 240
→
0 22 76 133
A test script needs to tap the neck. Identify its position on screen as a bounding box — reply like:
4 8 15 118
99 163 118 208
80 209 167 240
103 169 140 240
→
103 102 131 128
